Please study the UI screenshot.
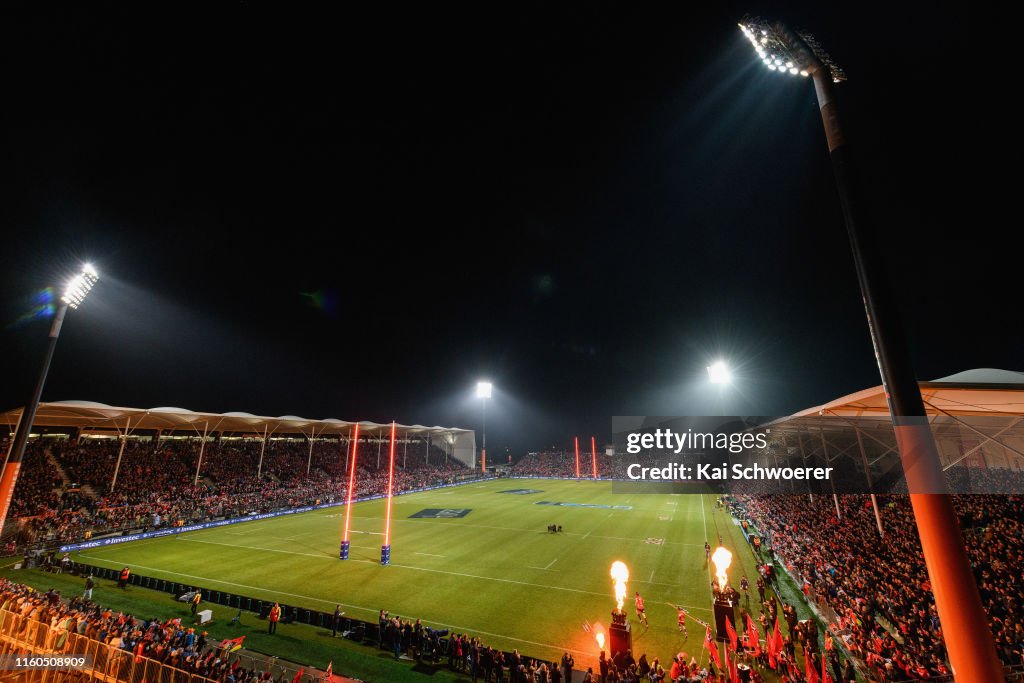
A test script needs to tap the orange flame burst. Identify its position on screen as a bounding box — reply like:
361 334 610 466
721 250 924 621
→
610 560 630 610
711 546 732 592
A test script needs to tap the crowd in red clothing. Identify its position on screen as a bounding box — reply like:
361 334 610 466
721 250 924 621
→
731 488 1024 681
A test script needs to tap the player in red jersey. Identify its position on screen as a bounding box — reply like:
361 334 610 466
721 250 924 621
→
675 605 688 637
634 592 648 626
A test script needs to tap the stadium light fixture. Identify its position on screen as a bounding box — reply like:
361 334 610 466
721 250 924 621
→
707 360 731 385
475 381 493 399
0 263 100 539
736 16 1001 678
62 263 99 308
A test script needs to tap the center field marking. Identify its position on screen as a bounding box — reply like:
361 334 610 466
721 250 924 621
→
415 552 447 557
74 553 595 658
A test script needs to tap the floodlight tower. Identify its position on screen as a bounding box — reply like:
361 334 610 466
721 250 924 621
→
737 17 1001 678
476 381 492 471
0 264 99 539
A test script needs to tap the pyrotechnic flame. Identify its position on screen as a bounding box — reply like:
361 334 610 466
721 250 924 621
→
596 631 605 649
711 546 732 592
610 561 629 610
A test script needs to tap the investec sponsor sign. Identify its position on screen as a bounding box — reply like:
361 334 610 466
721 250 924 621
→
59 477 496 553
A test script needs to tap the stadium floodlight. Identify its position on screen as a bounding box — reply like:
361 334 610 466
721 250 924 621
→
738 17 845 83
707 361 731 385
0 262 100 539
475 381 493 398
736 16 1001 678
62 263 99 308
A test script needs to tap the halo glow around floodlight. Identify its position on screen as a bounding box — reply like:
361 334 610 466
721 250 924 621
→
62 264 99 309
707 361 731 385
476 381 493 399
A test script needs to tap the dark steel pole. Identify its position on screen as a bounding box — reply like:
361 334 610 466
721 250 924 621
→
776 23 1002 680
0 302 69 538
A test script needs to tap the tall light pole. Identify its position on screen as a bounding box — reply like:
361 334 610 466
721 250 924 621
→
476 381 492 472
0 264 99 539
738 18 1001 679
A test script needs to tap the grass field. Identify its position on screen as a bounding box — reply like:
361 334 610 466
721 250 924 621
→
62 479 785 673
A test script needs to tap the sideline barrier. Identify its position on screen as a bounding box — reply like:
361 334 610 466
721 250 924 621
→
49 562 586 680
59 476 496 553
0 606 223 683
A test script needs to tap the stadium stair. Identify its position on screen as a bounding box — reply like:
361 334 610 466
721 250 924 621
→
45 448 72 487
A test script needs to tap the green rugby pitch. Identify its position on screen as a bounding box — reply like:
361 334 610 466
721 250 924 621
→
71 479 771 671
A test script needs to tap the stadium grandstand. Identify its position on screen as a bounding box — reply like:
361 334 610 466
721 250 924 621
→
1 402 475 549
3 371 1023 682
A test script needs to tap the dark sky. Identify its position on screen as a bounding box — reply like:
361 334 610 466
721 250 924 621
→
0 2 1014 456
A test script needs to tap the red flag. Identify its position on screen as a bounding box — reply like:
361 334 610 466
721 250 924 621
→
218 635 245 653
704 628 721 669
725 615 738 652
770 618 784 655
822 654 834 683
322 661 335 683
745 614 761 657
291 668 304 683
727 645 740 683
805 653 820 683
766 618 782 670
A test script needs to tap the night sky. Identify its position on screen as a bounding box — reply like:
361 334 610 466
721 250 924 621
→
0 2 1014 456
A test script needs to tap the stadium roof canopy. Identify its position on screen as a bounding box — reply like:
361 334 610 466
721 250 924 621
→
762 368 1024 474
0 400 472 442
792 368 1024 418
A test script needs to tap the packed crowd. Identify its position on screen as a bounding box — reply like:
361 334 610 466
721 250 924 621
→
0 578 283 682
6 436 470 547
730 489 1024 681
512 451 614 478
377 607 594 682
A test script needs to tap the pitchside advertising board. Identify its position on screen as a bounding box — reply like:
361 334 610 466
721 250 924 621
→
612 415 1020 495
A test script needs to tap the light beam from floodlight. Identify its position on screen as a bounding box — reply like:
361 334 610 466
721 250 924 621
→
736 15 1001 679
0 263 100 539
707 361 731 385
